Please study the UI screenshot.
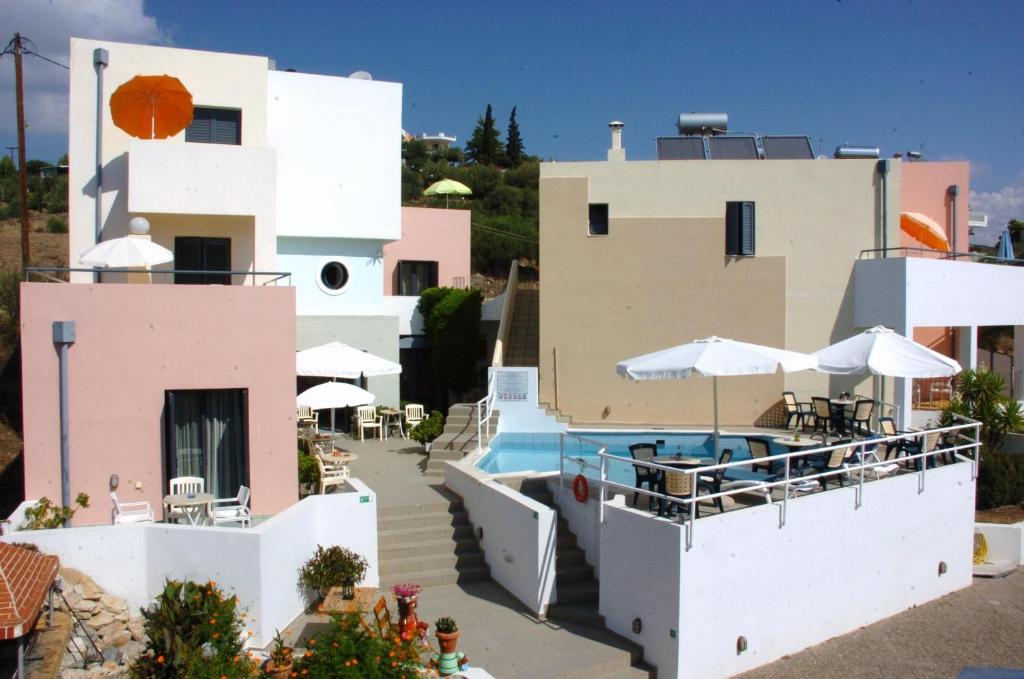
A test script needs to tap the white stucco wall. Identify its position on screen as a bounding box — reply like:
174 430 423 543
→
975 521 1024 565
277 237 386 315
268 71 401 241
600 463 976 678
445 463 557 615
490 367 568 434
3 483 378 648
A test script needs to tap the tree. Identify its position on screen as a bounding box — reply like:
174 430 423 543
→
504 106 524 166
465 104 504 166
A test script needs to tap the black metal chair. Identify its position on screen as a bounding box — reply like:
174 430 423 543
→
697 449 733 513
878 417 910 463
846 399 874 438
628 443 660 511
782 391 812 431
807 440 855 489
809 397 834 436
746 437 773 474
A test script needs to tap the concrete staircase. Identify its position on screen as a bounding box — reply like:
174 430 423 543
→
425 403 499 477
504 282 539 367
377 491 490 592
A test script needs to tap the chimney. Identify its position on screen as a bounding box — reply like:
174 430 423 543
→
608 121 625 162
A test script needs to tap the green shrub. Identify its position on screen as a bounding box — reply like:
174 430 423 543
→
289 612 426 678
129 579 256 679
298 544 369 600
45 216 67 233
409 410 444 445
23 494 89 529
417 287 482 398
0 270 20 348
976 451 1024 510
298 450 320 487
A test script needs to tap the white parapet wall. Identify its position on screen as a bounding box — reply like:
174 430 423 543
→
445 462 557 616
1 480 378 648
975 521 1024 566
600 463 976 678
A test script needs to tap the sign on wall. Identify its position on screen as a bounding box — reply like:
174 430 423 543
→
496 370 529 401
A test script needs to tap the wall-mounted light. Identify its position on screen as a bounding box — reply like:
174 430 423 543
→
736 636 748 654
631 618 642 634
938 561 947 576
109 474 119 490
128 215 151 235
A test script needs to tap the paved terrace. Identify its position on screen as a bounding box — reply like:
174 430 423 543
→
314 433 1022 678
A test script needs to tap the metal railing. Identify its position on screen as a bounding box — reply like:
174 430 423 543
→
858 246 1022 265
26 267 292 286
558 417 981 550
475 372 497 454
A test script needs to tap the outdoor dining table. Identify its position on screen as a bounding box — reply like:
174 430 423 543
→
380 408 404 440
829 398 855 435
163 493 214 526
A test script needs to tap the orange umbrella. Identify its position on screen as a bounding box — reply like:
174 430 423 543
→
110 75 193 140
900 212 950 252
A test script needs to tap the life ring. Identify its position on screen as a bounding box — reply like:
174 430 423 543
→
573 474 589 503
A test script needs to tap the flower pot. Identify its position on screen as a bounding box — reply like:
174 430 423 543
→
425 441 432 454
436 629 460 654
263 658 293 679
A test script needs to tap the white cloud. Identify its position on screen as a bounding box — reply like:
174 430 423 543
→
0 0 169 136
969 172 1024 245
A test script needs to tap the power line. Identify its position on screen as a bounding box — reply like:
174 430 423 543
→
23 48 69 70
471 221 538 244
0 35 69 69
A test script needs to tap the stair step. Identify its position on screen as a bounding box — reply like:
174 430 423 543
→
556 580 599 605
556 549 587 567
379 564 490 591
556 563 595 585
377 509 469 531
547 602 605 629
379 551 486 577
376 497 462 519
378 523 473 545
378 536 480 560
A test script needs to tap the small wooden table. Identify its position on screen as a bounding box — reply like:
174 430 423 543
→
163 493 214 526
320 586 377 615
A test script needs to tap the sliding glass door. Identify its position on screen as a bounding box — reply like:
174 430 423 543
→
165 389 249 499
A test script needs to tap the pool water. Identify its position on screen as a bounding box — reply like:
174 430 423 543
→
477 431 784 487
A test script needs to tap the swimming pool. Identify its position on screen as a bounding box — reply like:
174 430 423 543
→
477 430 785 487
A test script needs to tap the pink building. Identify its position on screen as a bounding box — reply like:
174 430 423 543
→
383 207 471 295
20 282 297 526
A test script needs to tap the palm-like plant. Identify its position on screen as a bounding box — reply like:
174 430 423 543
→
943 369 1024 451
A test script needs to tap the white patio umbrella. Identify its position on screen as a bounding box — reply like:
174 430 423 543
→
296 342 402 380
617 336 818 457
297 382 375 435
79 236 174 268
813 326 961 378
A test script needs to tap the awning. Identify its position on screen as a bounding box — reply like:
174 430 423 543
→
0 542 59 640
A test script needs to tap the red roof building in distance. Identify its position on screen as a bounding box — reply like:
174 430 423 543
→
0 543 59 640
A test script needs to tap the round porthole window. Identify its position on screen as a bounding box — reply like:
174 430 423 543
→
319 261 350 292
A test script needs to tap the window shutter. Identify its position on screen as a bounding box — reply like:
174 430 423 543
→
211 110 241 145
725 201 755 256
725 203 739 255
739 201 755 255
174 237 203 284
185 109 213 143
186 108 240 145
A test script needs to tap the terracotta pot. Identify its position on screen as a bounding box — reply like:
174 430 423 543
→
263 658 293 679
437 629 460 654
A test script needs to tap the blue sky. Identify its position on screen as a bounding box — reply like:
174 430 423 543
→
1 0 1023 231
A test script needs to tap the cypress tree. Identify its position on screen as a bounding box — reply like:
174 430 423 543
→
465 104 504 166
505 106 524 166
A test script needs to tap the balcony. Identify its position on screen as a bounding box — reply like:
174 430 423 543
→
127 139 276 218
853 250 1024 329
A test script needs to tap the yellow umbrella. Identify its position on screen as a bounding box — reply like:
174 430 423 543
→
900 212 950 252
424 178 472 208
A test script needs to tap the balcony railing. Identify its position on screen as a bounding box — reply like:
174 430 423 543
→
859 247 1021 265
26 267 291 286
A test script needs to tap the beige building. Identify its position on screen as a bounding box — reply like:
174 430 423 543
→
537 127 986 428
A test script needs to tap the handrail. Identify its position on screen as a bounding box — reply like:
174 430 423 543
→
858 247 1022 265
490 260 520 367
25 267 292 286
560 417 981 550
475 372 497 454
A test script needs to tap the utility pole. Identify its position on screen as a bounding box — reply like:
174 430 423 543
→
13 33 31 272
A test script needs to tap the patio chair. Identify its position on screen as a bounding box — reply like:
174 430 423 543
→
316 455 349 494
373 596 393 637
628 443 660 511
208 486 251 528
356 406 383 441
851 435 900 479
846 399 874 438
903 430 942 471
697 449 733 513
809 397 834 436
746 437 773 474
807 441 855 489
297 405 318 434
782 391 812 431
877 417 912 462
404 404 424 438
167 476 205 524
662 470 708 519
111 492 154 524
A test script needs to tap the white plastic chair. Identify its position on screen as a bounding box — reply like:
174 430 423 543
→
403 404 424 439
111 492 154 524
167 476 205 523
208 486 252 528
297 405 318 434
356 406 383 441
316 456 349 494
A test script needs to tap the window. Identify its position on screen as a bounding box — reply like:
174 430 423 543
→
397 260 438 296
165 389 249 500
725 201 756 256
174 237 231 284
589 204 609 236
186 107 241 145
320 261 350 291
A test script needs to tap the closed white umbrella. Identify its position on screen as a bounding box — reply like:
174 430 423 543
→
617 336 818 457
297 382 375 435
813 326 961 378
79 237 174 268
296 342 401 379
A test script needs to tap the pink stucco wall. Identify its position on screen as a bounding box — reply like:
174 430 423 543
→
20 282 297 525
901 161 970 357
383 207 471 294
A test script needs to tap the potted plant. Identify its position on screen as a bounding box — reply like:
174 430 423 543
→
299 544 369 602
392 582 428 641
409 411 444 452
432 616 467 676
263 630 293 679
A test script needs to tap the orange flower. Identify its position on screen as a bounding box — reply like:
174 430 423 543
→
156 655 165 664
308 639 315 646
209 618 217 625
391 660 398 667
212 632 220 639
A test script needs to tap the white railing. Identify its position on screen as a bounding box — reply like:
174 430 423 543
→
558 418 981 550
476 372 497 454
490 260 520 367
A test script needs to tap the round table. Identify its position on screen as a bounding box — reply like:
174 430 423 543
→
774 437 821 450
380 408 404 440
163 493 214 526
318 451 359 464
